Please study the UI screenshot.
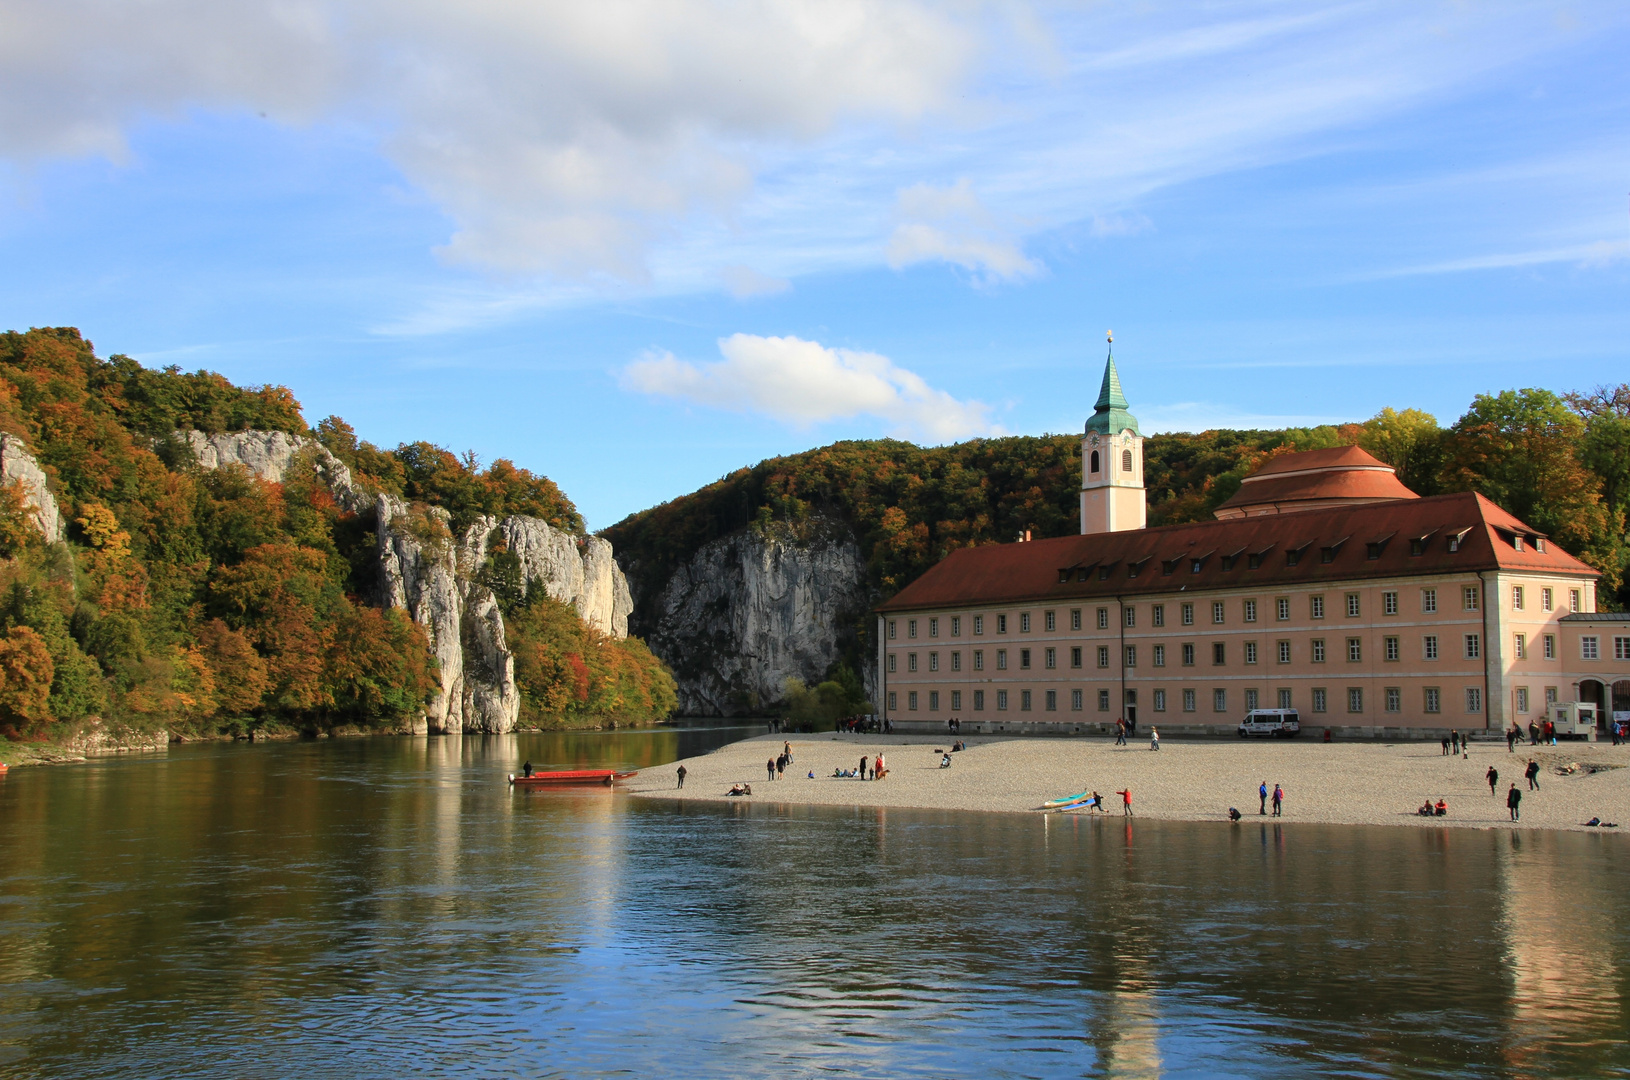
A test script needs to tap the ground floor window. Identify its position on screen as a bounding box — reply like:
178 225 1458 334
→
1312 688 1327 713
1424 687 1440 713
1347 687 1363 713
1385 687 1401 712
908 691 918 710
996 690 1008 710
1045 689 1057 711
1098 689 1110 711
1153 688 1166 711
1213 688 1227 712
1071 689 1083 710
1514 686 1528 713
1466 687 1482 713
973 690 985 711
929 691 939 711
1245 688 1259 710
1277 688 1292 709
951 690 962 711
1182 689 1196 712
1020 690 1032 711
888 691 898 711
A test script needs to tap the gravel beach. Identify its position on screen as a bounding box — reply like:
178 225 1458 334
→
627 733 1630 832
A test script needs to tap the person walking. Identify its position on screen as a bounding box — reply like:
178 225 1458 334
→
1507 783 1522 821
1115 719 1127 746
1525 758 1540 790
1149 727 1160 751
1116 788 1133 816
1271 784 1284 817
1507 727 1517 753
676 764 687 789
1528 721 1539 745
1486 765 1498 796
1259 781 1269 816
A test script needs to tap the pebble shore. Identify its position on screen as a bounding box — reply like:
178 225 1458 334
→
626 732 1630 832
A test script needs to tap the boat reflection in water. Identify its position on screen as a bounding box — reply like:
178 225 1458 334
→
0 730 1625 1078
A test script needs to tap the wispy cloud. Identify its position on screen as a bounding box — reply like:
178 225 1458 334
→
1367 239 1630 279
885 178 1040 283
621 333 999 441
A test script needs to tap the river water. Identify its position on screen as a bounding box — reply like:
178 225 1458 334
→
1 729 1626 1079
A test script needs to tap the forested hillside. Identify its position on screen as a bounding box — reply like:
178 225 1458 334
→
607 390 1630 614
0 327 673 743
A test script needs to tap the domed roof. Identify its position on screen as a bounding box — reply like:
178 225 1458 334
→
1213 446 1418 519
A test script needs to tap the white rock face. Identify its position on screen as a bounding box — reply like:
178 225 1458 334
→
635 522 872 716
500 516 631 637
0 433 64 542
177 429 371 513
377 495 473 732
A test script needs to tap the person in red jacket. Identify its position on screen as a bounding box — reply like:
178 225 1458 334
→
1116 788 1133 816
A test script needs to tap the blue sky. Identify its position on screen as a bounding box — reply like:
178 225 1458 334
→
1 1 1627 529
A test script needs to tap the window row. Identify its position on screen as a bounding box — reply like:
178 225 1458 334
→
886 686 1485 714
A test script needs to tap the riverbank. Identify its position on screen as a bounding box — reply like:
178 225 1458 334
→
626 733 1630 832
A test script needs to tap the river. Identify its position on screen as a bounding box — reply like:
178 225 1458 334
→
1 728 1626 1078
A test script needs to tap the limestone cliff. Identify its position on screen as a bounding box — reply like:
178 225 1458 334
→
0 433 65 542
498 516 632 637
626 519 873 716
176 430 370 513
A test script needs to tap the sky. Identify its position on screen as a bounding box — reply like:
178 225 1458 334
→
0 0 1627 530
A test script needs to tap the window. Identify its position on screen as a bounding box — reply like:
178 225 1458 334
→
1045 610 1055 632
1045 647 1056 670
1212 642 1226 665
1424 635 1439 661
1421 588 1437 613
888 654 897 673
1153 689 1166 712
929 652 939 672
1153 644 1166 667
888 620 897 639
1070 647 1082 669
1125 645 1137 667
1212 601 1226 624
1182 603 1195 626
1513 634 1525 660
888 691 897 710
1311 596 1325 619
1465 634 1480 660
1515 687 1528 713
908 653 918 672
1385 687 1401 713
1543 634 1555 660
1090 450 1100 472
1383 591 1398 616
1346 594 1360 618
997 614 1008 633
1347 688 1363 713
1347 638 1362 662
1511 586 1524 610
1277 688 1293 709
951 651 962 672
1545 686 1557 705
1045 690 1057 711
1020 613 1031 633
997 690 1008 710
974 615 984 635
1277 640 1291 663
1244 599 1258 622
1244 641 1258 664
1125 606 1136 628
1245 688 1259 710
1097 646 1110 668
951 616 961 636
1153 604 1166 627
996 649 1008 670
1277 598 1290 621
1312 639 1326 663
1424 687 1440 713
1541 588 1552 612
1182 643 1195 666
1122 448 1133 472
1182 689 1196 712
929 691 939 711
1097 607 1109 630
1466 687 1482 713
1020 690 1032 711
973 650 984 671
929 617 939 637
1581 636 1600 661
1570 589 1580 612
974 690 985 711
1616 636 1630 661
1071 689 1083 711
908 691 919 710
909 619 917 638
1070 609 1082 631
1213 688 1227 712
1463 586 1479 611
951 690 962 710
1019 649 1031 670
1098 689 1111 711
1385 636 1399 662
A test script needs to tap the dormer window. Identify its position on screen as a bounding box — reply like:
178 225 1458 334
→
1512 534 1524 552
1366 534 1393 561
1058 569 1072 584
1098 565 1112 581
1319 537 1350 564
1286 542 1311 567
1161 557 1184 576
1077 566 1092 582
1409 539 1424 556
1536 538 1547 553
1127 557 1149 578
1447 527 1472 553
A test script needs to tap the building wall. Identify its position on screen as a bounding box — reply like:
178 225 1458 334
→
880 569 1595 737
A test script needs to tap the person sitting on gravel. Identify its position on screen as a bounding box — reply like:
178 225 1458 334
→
940 754 952 768
1418 799 1435 816
727 783 750 797
1435 799 1447 816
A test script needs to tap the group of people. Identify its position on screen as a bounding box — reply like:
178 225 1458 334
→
1441 730 1471 757
1258 781 1284 816
765 742 796 781
838 716 890 734
1112 717 1138 746
834 753 888 780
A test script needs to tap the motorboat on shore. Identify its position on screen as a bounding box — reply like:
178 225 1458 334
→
507 769 636 787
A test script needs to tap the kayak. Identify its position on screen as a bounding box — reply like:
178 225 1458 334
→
508 769 637 787
1042 790 1090 808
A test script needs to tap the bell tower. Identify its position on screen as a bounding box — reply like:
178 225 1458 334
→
1081 332 1146 535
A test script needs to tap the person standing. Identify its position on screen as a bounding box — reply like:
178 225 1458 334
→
1486 765 1498 796
1507 783 1522 821
1259 781 1269 815
876 753 885 778
1271 784 1284 817
1525 759 1540 790
767 758 777 782
1528 720 1539 745
1116 788 1133 816
1149 727 1160 751
676 765 687 789
1441 737 1450 756
1450 730 1459 755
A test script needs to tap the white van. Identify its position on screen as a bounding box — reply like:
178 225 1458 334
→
1238 709 1301 738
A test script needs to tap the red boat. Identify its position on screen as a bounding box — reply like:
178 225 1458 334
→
507 769 636 787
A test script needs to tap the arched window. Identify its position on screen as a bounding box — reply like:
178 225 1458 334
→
1089 450 1100 473
1122 449 1133 472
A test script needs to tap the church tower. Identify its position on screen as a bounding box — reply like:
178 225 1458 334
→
1080 335 1146 535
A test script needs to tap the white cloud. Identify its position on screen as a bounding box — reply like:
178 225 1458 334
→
718 265 791 299
885 178 1040 282
621 333 998 441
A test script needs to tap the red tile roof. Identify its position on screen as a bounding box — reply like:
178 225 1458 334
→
876 491 1596 613
1214 445 1417 515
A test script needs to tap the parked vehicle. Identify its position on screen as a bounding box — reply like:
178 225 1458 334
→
1238 709 1301 738
1546 702 1599 741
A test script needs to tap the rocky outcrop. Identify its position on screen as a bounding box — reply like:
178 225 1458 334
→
0 433 64 542
376 495 474 732
176 429 371 512
630 520 872 716
498 516 632 637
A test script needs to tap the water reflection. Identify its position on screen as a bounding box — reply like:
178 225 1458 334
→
0 733 1625 1079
